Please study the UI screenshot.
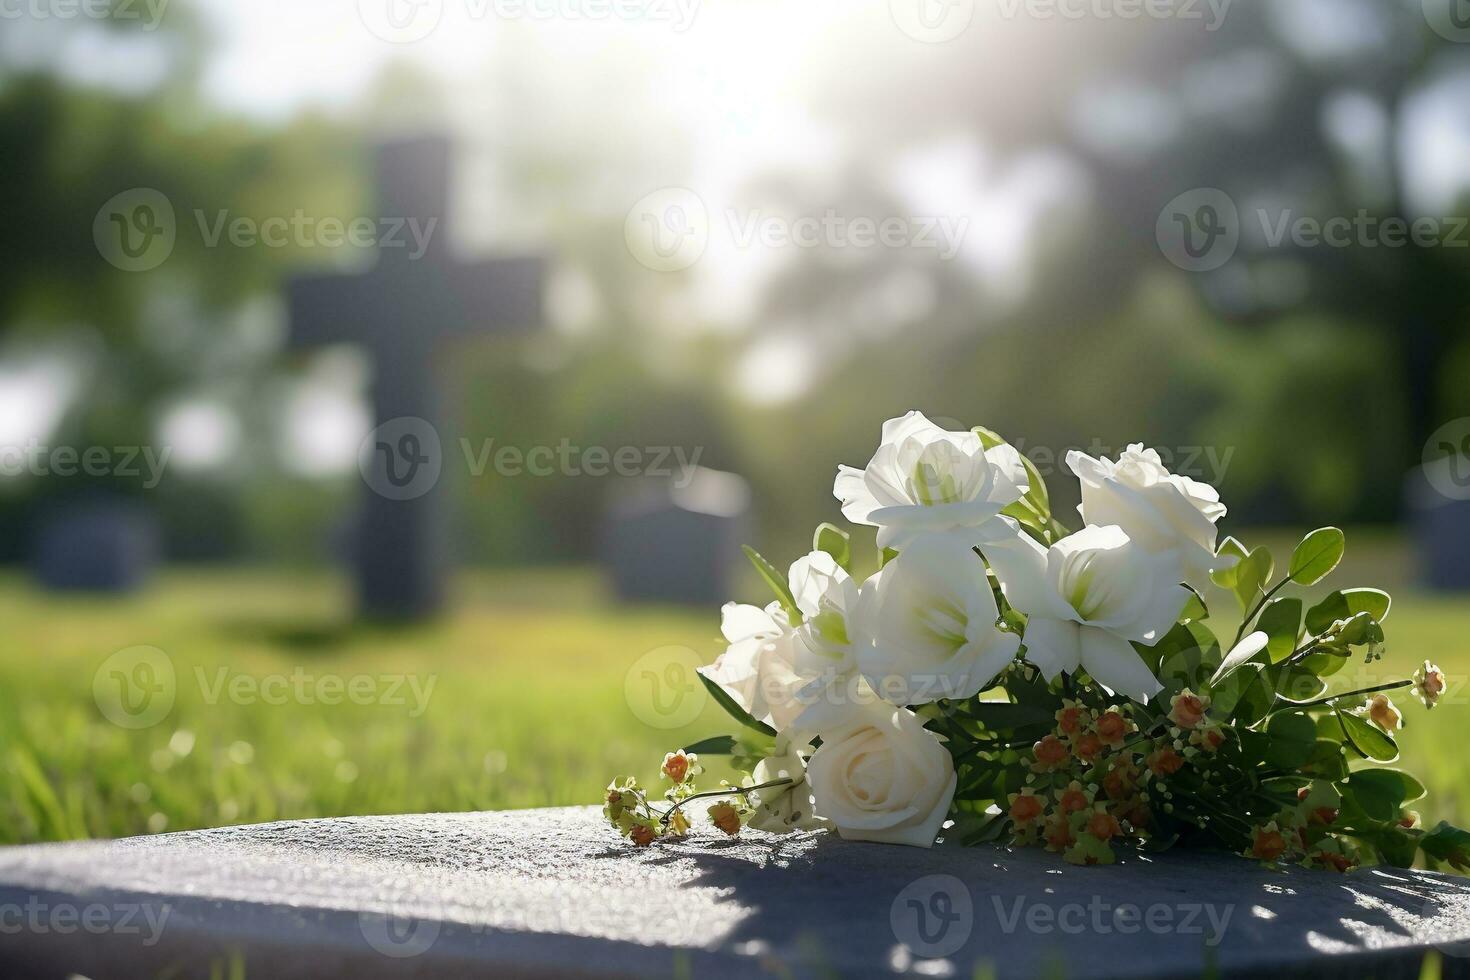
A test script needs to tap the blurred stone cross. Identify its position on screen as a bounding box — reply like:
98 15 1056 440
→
287 136 544 619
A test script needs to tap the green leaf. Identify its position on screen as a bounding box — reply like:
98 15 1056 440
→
742 545 801 623
1346 768 1417 822
975 426 1051 526
1257 598 1303 663
1420 821 1470 872
1264 710 1317 769
1268 663 1327 704
1335 706 1398 762
1179 588 1209 624
681 735 737 755
1207 663 1261 719
1227 547 1274 613
880 548 899 569
1359 827 1419 868
1150 621 1223 697
1211 537 1249 589
1290 527 1345 585
1232 668 1278 727
966 701 1056 733
812 525 851 570
697 672 777 738
1302 739 1349 780
812 523 851 571
1305 589 1392 636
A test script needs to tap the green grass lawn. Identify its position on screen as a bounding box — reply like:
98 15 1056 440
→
0 528 1466 848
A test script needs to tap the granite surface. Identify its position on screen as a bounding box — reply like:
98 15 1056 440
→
0 806 1466 978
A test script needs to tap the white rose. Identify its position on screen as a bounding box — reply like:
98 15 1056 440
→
854 534 1021 705
805 700 956 848
834 411 1029 550
746 737 828 834
699 602 807 732
983 524 1190 702
1066 444 1231 593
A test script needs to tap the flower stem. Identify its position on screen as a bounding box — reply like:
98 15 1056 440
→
656 778 794 828
1233 577 1291 648
1289 679 1411 711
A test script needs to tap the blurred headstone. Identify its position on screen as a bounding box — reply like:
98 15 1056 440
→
601 467 750 605
286 136 544 619
1405 462 1470 590
32 498 158 592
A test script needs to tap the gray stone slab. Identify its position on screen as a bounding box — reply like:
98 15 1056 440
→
0 806 1467 979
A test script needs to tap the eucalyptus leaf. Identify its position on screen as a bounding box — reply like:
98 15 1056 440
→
742 545 801 622
698 672 777 738
1335 706 1398 762
1289 527 1345 586
681 735 738 755
1264 710 1317 769
1257 598 1303 663
1305 589 1392 636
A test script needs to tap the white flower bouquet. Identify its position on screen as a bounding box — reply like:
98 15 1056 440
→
603 413 1466 870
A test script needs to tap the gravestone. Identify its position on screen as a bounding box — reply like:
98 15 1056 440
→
0 806 1467 979
31 498 158 592
1405 463 1470 590
287 136 545 619
601 467 750 605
